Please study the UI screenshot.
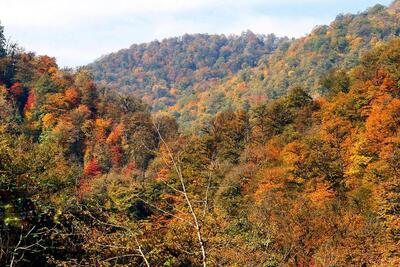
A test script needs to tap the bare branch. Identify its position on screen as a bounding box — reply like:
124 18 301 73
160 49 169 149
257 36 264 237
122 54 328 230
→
153 123 207 267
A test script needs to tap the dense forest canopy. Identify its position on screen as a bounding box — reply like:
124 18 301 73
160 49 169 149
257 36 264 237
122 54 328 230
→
89 32 287 112
1 1 400 266
90 1 400 130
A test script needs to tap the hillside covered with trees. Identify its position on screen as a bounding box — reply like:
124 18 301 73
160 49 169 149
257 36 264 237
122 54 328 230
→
91 1 400 129
1 1 400 267
89 32 287 112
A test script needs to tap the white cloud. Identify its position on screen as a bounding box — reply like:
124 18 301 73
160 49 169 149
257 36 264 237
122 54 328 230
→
226 15 326 38
0 0 335 28
0 0 393 67
1 0 225 28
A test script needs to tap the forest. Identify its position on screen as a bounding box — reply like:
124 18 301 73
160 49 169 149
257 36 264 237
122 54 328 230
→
0 1 399 267
90 1 400 130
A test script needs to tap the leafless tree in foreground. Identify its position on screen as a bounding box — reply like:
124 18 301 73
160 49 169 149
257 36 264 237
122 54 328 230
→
154 125 208 267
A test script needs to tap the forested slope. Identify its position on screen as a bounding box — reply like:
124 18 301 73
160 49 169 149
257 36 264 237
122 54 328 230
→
0 18 400 267
172 1 400 128
90 1 400 130
1 16 400 265
89 32 286 111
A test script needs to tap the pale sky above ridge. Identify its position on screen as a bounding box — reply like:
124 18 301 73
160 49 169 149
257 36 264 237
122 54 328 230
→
0 0 393 67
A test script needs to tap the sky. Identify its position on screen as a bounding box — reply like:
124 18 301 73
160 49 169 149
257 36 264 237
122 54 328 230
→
0 0 394 67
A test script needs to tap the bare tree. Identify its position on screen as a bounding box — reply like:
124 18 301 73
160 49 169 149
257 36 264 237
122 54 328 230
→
154 125 208 267
5 225 51 267
78 203 151 267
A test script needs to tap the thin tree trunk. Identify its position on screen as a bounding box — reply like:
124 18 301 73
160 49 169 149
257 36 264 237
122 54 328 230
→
155 126 207 267
135 237 150 267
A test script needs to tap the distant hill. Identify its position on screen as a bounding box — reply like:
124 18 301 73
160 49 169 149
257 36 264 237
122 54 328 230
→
89 1 400 129
256 0 400 97
88 32 288 111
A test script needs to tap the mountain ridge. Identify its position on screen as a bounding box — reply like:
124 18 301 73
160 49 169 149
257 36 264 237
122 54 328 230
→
88 31 288 111
89 1 400 130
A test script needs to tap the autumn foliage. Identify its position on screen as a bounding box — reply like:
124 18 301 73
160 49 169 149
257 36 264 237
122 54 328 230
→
1 2 400 266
